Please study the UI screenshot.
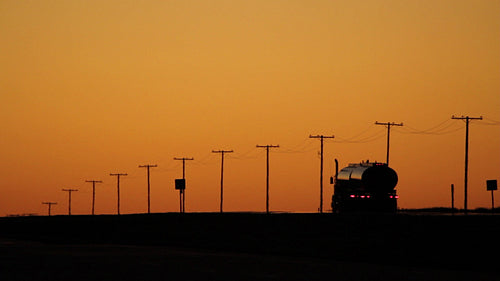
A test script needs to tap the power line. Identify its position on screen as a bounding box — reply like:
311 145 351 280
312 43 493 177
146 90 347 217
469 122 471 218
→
212 150 234 213
399 120 461 135
42 202 57 216
333 125 386 143
275 139 317 154
309 134 335 213
227 147 262 160
256 145 279 214
85 180 102 215
375 121 403 166
451 115 483 214
334 124 375 142
403 119 451 134
61 189 78 216
109 173 128 215
478 117 500 126
174 157 194 213
138 164 157 214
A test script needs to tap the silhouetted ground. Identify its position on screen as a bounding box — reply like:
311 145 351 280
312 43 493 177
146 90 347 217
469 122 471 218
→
0 213 499 280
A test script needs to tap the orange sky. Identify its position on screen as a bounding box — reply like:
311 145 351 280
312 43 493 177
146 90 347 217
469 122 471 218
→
1 0 499 216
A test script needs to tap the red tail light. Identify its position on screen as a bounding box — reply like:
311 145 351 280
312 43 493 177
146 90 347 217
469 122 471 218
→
349 194 372 199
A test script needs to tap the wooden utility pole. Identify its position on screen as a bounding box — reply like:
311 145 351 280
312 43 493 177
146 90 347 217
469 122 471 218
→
212 150 233 213
451 184 455 214
110 173 128 215
491 190 495 212
139 164 157 214
309 135 334 213
62 189 78 215
452 115 482 214
174 157 194 213
42 202 57 216
375 121 403 166
85 180 102 215
256 145 280 214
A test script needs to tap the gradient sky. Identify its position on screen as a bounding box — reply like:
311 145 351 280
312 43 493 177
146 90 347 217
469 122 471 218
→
1 0 499 216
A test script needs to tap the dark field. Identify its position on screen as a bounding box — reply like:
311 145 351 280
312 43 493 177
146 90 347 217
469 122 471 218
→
1 213 499 280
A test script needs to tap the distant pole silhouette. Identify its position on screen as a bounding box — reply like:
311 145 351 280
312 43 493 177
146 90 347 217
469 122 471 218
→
85 180 102 215
451 115 482 214
491 189 495 213
42 202 57 216
375 121 403 166
256 145 280 214
309 135 335 213
451 184 455 214
62 189 78 215
212 150 233 213
139 164 157 214
174 157 194 213
110 173 128 215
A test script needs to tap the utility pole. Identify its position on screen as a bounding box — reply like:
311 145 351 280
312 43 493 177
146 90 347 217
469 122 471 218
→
491 189 495 213
42 202 57 216
174 157 194 213
212 150 234 213
256 145 280 214
139 164 157 214
110 173 128 215
451 184 455 215
375 121 403 166
62 189 78 215
452 115 482 214
85 180 102 215
309 135 334 213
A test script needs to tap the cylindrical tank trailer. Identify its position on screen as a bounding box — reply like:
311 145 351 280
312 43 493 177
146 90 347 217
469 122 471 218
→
331 160 398 212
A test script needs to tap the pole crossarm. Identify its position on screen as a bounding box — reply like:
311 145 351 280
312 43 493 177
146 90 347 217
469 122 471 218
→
256 145 280 148
374 121 404 126
451 116 483 121
256 145 280 214
212 150 234 153
375 121 403 166
451 115 482 214
309 135 334 213
212 150 234 213
309 135 335 139
139 164 157 214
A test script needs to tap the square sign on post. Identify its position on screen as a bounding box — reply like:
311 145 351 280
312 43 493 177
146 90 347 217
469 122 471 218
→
175 179 186 190
487 180 497 191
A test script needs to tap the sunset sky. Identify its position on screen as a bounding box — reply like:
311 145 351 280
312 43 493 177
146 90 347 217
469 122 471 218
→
1 0 499 216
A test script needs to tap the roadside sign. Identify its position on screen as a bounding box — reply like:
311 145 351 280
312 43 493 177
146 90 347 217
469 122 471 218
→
175 179 186 190
487 180 497 191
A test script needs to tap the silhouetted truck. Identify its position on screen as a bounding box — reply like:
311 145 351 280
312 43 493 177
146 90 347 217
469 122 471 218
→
331 161 398 212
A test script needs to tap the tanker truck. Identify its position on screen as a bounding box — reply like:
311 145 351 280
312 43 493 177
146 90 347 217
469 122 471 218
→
331 160 398 212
